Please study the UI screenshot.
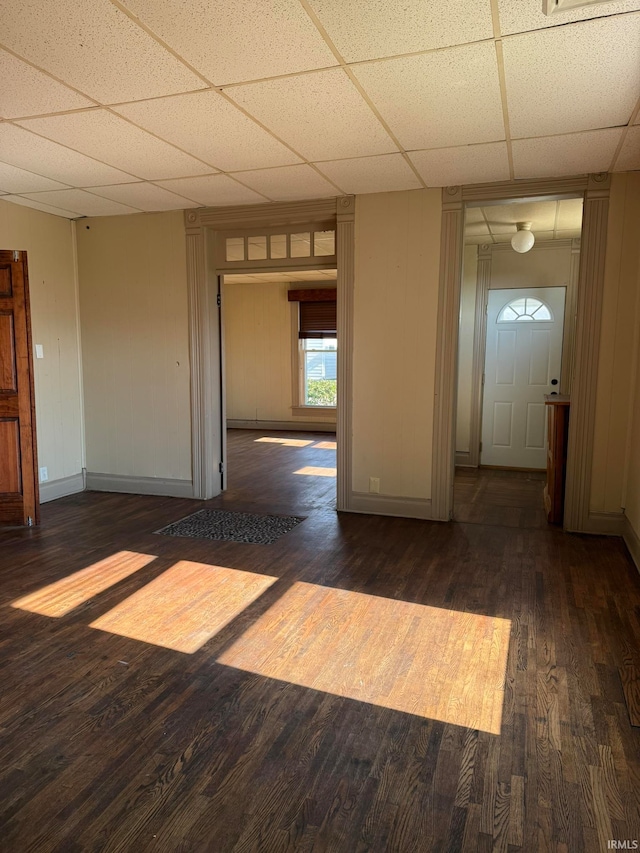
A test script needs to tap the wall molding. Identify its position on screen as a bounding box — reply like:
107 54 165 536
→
336 196 356 512
227 419 336 433
467 243 491 469
455 451 473 467
86 473 194 499
349 492 432 520
622 514 640 573
39 473 85 503
583 510 624 536
186 198 339 230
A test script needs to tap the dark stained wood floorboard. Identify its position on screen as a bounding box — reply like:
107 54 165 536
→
0 429 638 851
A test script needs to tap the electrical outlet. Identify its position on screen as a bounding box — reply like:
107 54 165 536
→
39 467 48 482
369 477 380 494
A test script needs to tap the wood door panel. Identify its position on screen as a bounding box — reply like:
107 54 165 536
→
0 264 12 298
0 419 21 493
0 311 18 392
0 251 39 525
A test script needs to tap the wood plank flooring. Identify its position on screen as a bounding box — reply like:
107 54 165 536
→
0 429 639 851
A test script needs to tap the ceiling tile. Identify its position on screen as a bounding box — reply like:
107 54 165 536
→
0 0 204 103
86 182 200 211
316 154 422 194
1 194 80 219
0 124 137 186
512 128 621 178
17 110 212 180
120 0 337 85
155 174 267 206
225 68 397 161
352 43 505 150
234 165 339 201
556 228 582 239
0 49 93 119
0 162 70 194
308 0 493 62
465 222 491 237
530 231 555 242
556 198 583 230
114 91 301 172
485 201 558 232
22 189 141 216
409 142 510 186
498 0 640 36
465 208 486 224
614 125 640 171
503 15 640 138
464 235 489 245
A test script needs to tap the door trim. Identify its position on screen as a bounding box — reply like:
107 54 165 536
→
184 197 354 506
433 173 610 530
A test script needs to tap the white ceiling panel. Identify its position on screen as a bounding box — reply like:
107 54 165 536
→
0 124 138 186
0 49 93 118
317 154 422 194
234 165 339 201
0 162 70 194
485 201 557 232
224 68 397 161
498 0 640 36
556 229 582 239
86 182 200 211
17 110 212 180
155 174 267 206
465 222 491 237
614 125 640 171
352 43 505 150
308 0 493 62
0 0 204 103
556 198 584 230
1 194 80 219
503 15 640 138
119 0 337 85
22 189 141 216
114 91 301 172
512 128 621 178
410 142 510 186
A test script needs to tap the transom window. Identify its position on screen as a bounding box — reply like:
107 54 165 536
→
497 297 553 323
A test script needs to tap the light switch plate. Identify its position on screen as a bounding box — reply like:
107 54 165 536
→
35 344 44 359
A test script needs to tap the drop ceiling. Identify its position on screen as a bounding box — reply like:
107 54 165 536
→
0 0 638 220
465 197 583 243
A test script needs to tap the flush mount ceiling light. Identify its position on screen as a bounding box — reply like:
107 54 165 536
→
511 222 535 254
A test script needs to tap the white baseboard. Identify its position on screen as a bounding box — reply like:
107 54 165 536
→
583 510 625 536
348 492 433 520
622 514 640 573
39 472 85 503
455 451 475 467
85 472 194 499
227 419 336 433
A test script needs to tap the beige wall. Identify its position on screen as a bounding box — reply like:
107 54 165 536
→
76 211 191 482
352 189 441 500
591 172 640 516
223 279 335 425
0 198 84 487
456 245 478 454
489 242 572 291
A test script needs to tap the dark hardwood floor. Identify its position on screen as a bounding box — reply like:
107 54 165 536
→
454 467 548 529
1 429 639 852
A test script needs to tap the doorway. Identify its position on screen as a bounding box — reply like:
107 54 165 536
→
453 196 583 525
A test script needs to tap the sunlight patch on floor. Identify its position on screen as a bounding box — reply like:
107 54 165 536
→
294 466 337 477
255 437 314 447
218 582 511 733
313 440 337 450
11 551 157 617
90 561 278 653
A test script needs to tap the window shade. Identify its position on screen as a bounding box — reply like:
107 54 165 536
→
299 301 337 339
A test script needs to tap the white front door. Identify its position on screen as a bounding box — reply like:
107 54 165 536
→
481 287 565 469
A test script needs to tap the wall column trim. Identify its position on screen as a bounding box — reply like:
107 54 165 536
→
337 196 355 511
467 243 492 468
185 216 218 500
563 174 611 531
432 186 464 520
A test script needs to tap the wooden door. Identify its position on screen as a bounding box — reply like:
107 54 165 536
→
0 250 39 525
481 287 565 469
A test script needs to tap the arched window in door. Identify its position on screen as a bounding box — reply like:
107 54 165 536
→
497 296 553 323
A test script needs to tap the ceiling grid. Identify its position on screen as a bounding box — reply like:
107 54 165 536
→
0 0 637 218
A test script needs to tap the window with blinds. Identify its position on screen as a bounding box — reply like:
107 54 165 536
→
299 300 337 339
